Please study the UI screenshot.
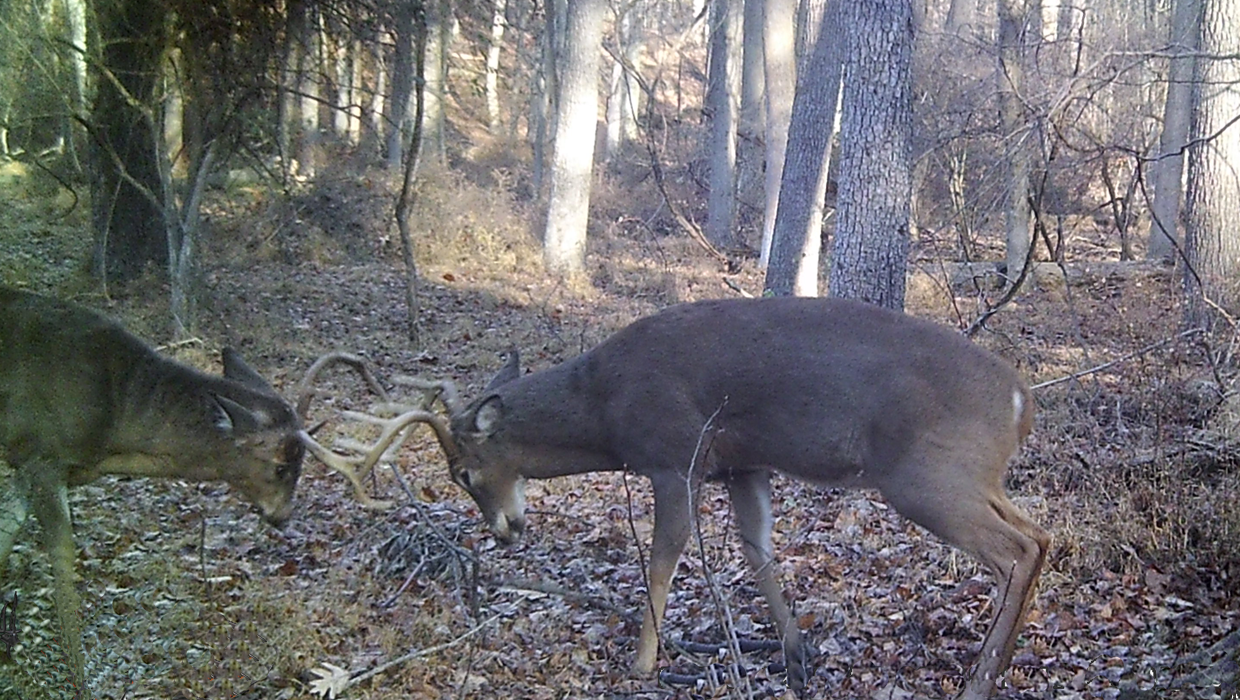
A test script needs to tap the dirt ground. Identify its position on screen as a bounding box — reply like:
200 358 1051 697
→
0 158 1237 700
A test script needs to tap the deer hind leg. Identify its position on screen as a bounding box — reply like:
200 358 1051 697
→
633 471 694 677
884 474 1049 700
22 464 86 691
726 469 807 692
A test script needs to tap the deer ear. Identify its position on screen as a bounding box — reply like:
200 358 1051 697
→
222 348 276 393
210 394 269 434
484 348 521 390
473 395 503 435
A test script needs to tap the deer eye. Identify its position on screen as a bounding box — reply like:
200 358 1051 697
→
456 470 472 490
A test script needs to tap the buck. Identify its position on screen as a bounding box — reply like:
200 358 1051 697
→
0 287 306 688
303 296 1050 698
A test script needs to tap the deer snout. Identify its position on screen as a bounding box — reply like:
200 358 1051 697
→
489 510 526 545
255 497 295 528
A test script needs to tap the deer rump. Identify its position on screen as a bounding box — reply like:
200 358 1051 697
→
439 297 1049 699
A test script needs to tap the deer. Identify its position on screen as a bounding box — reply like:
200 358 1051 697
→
0 286 307 690
300 296 1051 699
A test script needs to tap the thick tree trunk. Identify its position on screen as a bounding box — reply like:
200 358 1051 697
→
1184 0 1240 326
705 0 743 249
829 0 913 311
543 0 606 275
1149 0 1201 261
90 0 168 286
764 0 843 297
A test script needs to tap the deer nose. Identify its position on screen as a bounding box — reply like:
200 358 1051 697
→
491 512 525 545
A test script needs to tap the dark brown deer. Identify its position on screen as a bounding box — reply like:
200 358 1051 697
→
303 297 1050 699
0 287 306 688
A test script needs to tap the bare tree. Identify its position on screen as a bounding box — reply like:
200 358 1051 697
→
90 0 168 286
830 0 913 310
757 0 797 267
1184 0 1240 326
997 0 1033 289
1148 0 1201 261
764 0 843 297
706 0 743 249
543 0 606 274
485 0 508 132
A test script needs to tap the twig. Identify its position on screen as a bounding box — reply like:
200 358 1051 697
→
686 401 751 699
346 609 506 687
1031 328 1207 391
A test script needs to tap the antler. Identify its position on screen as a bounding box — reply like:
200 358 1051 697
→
296 351 390 417
296 352 462 509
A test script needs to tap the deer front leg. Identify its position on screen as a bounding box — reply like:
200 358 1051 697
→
0 479 27 569
23 465 86 691
633 472 693 676
727 470 807 692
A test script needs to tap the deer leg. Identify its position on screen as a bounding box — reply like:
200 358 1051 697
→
726 470 807 692
23 465 86 690
0 479 27 569
633 471 694 676
884 479 1048 700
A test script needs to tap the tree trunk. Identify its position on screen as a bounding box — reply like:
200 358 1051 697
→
1184 0 1240 326
277 0 304 172
486 0 508 133
740 0 765 138
387 3 416 171
998 0 1033 290
296 5 320 177
90 0 168 287
705 0 743 249
63 0 88 167
1148 0 1201 261
366 29 387 155
946 0 980 34
543 0 606 275
829 0 913 311
757 0 797 267
764 0 843 297
422 0 451 165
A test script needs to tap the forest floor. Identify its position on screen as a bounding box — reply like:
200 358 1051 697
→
0 156 1237 700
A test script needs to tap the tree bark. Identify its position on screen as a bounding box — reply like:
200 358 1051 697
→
998 0 1033 290
90 0 168 286
1184 0 1240 326
486 0 508 133
764 0 843 297
757 0 797 267
829 0 913 311
386 3 416 171
705 0 743 249
1148 0 1201 261
543 0 606 275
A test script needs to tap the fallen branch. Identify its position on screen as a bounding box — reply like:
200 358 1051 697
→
1031 328 1207 391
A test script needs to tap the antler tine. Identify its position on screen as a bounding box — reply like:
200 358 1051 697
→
392 376 464 416
296 352 391 417
297 409 460 510
296 430 395 510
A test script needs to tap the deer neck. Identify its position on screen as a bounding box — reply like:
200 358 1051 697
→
101 358 228 483
496 362 618 480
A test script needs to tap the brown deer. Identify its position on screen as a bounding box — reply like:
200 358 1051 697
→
0 287 307 689
302 297 1050 699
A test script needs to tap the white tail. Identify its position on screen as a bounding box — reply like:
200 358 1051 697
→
304 296 1050 698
